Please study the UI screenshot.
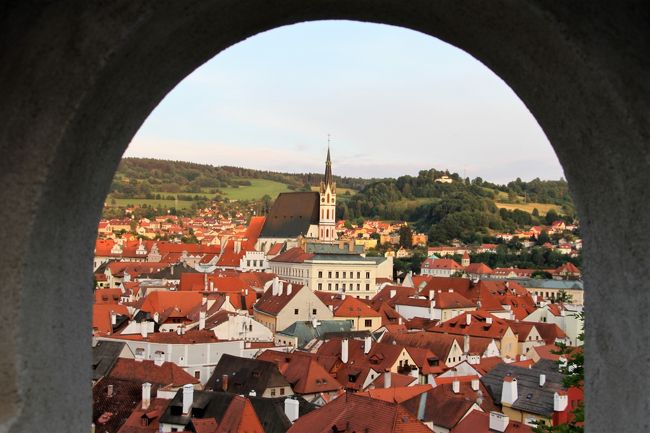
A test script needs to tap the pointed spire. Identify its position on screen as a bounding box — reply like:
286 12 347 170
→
324 136 333 187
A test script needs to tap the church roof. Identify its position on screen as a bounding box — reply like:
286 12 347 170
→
259 192 320 238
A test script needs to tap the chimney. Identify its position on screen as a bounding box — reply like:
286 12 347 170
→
234 240 241 254
249 390 257 397
135 348 145 362
153 351 164 367
110 310 117 326
153 312 159 323
328 305 334 313
471 378 480 391
448 288 453 293
539 373 546 387
210 281 214 292
384 370 392 388
364 336 372 354
417 391 428 421
202 294 208 306
341 339 349 363
501 377 518 406
140 322 149 339
286 284 292 296
554 391 568 411
285 398 300 423
466 313 472 325
278 282 283 296
221 374 229 392
452 379 460 394
428 290 435 300
142 382 151 410
225 294 230 307
204 273 208 291
486 317 493 325
182 384 194 415
390 289 396 298
199 310 206 331
463 334 470 354
489 412 510 432
341 293 346 299
107 384 114 398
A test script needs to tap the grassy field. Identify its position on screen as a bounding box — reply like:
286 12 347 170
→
220 179 293 201
495 202 561 215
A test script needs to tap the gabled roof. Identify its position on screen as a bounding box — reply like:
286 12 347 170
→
254 282 306 316
257 351 343 394
93 377 159 433
205 354 290 395
315 293 382 318
286 393 431 433
481 363 566 417
269 247 314 263
428 310 512 340
276 320 354 349
259 192 320 238
357 384 430 403
108 358 199 387
215 395 265 433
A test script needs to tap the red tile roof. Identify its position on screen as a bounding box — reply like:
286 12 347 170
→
451 409 534 433
253 281 305 316
269 247 314 263
357 384 431 403
316 293 382 318
108 358 199 387
215 395 265 433
287 393 431 433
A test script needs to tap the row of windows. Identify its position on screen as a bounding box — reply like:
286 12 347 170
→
245 260 264 267
318 271 371 279
294 308 319 315
317 282 372 291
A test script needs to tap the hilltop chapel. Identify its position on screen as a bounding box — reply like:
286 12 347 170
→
256 149 337 252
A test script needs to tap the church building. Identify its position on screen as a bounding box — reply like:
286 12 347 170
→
256 149 338 252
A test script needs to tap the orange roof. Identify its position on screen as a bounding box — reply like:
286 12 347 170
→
316 293 382 318
215 395 265 433
357 384 431 403
139 291 202 317
286 393 431 433
269 247 314 263
93 304 129 335
244 216 266 245
109 358 199 387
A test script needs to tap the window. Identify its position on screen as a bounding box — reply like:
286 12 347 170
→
194 371 201 379
318 271 323 278
342 283 346 289
357 284 360 290
318 283 322 290
343 271 346 278
294 309 299 315
328 283 332 291
271 389 276 396
336 272 339 278
366 272 370 278
312 308 317 315
366 284 370 291
364 319 372 327
357 272 361 279
328 271 332 278
280 388 285 396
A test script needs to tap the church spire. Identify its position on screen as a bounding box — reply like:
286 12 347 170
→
324 136 333 187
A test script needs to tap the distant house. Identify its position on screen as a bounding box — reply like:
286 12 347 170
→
421 258 464 277
253 278 333 333
275 319 354 349
205 354 293 398
481 363 583 428
315 293 383 331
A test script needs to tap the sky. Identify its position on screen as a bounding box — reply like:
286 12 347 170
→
125 20 564 184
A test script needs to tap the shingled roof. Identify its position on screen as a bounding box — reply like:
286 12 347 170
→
260 192 320 238
205 354 290 395
480 363 565 417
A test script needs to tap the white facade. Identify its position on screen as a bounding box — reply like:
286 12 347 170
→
99 336 249 385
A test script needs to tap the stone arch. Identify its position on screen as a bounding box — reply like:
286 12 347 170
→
0 2 649 432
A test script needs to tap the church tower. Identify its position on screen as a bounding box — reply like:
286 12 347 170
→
319 147 337 241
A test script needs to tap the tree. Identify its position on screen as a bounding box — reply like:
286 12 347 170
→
537 230 550 245
399 225 413 249
546 208 559 225
555 289 574 303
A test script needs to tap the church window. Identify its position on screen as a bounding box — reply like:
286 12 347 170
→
327 193 330 202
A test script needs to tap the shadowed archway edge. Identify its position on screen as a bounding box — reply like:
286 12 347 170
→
0 1 648 432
